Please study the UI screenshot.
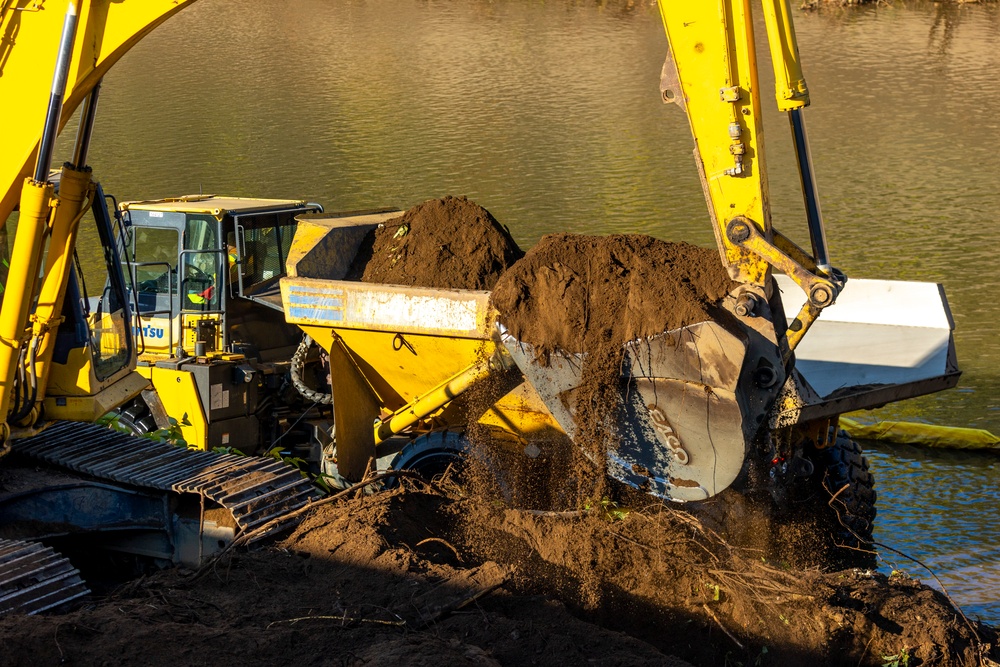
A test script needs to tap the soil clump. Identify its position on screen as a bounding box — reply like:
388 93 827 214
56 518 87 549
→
488 234 737 499
2 483 994 667
490 233 735 360
347 196 523 290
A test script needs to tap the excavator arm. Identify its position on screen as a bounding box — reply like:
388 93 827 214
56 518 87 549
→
657 0 842 354
0 0 197 443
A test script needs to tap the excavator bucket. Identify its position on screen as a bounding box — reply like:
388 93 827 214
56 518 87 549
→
501 318 782 502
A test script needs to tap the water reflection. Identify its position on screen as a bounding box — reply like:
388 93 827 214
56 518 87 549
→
867 441 1000 621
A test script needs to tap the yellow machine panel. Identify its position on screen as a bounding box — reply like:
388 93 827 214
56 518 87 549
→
0 0 197 224
135 365 207 449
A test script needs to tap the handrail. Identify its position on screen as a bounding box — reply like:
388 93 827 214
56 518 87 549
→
127 260 174 356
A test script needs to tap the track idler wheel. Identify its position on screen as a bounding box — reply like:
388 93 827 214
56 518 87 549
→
112 398 158 436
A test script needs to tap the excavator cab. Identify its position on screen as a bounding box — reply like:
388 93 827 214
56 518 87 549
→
27 186 146 425
123 207 224 356
109 196 327 452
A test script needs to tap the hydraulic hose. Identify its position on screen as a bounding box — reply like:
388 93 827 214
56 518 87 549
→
11 337 42 425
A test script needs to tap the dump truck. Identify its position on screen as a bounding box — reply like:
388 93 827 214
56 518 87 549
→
0 0 959 614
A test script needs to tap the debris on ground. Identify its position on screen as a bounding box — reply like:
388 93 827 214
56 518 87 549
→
2 483 994 667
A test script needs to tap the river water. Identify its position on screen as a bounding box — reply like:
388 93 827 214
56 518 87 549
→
54 0 1000 622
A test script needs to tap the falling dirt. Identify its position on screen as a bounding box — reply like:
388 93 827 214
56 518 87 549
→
488 233 738 501
2 483 995 667
490 233 735 360
347 196 523 290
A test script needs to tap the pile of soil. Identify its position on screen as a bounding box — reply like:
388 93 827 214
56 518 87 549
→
490 233 735 360
488 234 737 493
347 196 523 290
2 484 994 667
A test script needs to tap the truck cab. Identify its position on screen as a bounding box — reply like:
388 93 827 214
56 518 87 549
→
121 196 322 361
116 196 326 452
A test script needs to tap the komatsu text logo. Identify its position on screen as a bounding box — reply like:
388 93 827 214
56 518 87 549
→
134 324 166 340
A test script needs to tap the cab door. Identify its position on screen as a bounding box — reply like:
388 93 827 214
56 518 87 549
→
129 212 182 356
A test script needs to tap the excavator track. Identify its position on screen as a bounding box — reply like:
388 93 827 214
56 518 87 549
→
0 539 89 615
11 421 320 535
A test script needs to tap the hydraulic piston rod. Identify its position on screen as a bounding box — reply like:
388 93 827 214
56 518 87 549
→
789 108 831 275
761 0 832 276
72 80 102 169
34 0 83 183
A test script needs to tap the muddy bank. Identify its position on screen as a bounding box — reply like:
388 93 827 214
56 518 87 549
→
2 485 994 667
347 196 523 290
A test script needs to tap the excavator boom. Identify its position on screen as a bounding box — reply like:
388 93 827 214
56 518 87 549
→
0 0 197 225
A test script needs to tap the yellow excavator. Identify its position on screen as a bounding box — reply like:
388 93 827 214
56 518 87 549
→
0 0 958 614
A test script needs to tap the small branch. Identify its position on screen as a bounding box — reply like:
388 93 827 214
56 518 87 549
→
413 579 505 630
266 614 406 630
857 635 875 667
603 527 654 552
518 509 585 518
702 603 744 650
415 537 462 563
54 624 64 662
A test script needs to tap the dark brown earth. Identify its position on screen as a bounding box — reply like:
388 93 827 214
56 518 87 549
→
2 482 995 667
488 233 737 497
490 233 735 360
347 196 523 290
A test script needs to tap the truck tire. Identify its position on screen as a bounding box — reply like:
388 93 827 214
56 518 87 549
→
389 429 470 484
815 430 877 568
388 428 520 502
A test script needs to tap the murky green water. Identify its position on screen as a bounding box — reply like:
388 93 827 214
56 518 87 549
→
52 0 1000 621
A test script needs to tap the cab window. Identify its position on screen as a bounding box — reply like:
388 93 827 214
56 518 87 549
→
181 215 222 311
133 226 179 313
229 216 296 294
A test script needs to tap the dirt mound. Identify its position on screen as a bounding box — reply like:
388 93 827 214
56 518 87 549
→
488 234 737 496
1 485 993 667
347 196 523 290
490 233 735 359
